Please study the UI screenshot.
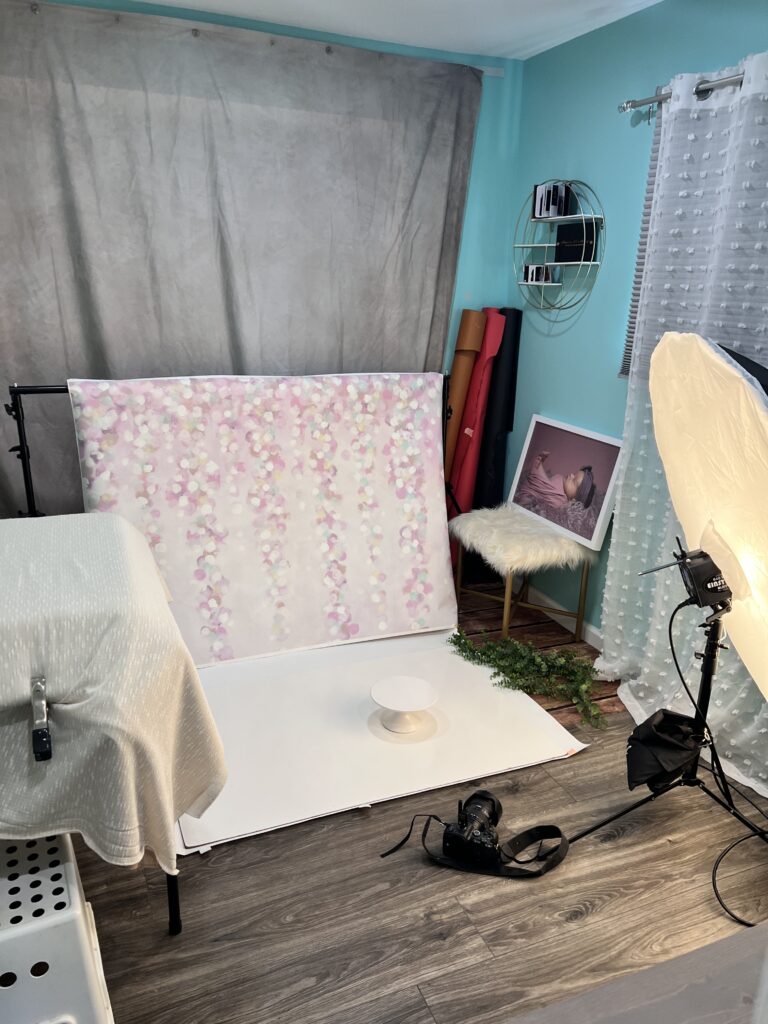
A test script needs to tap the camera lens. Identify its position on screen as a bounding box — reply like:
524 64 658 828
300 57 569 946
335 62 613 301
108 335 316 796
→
460 790 502 837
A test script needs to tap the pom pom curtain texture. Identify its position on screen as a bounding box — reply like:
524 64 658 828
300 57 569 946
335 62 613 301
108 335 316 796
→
0 0 480 516
597 53 768 794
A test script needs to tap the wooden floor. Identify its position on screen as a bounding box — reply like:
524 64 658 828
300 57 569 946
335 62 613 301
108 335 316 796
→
76 590 768 1024
455 582 626 727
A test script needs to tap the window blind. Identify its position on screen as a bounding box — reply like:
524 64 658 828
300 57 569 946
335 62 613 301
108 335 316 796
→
619 104 663 378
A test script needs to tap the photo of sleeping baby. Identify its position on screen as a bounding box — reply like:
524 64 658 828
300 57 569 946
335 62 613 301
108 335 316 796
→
509 416 622 549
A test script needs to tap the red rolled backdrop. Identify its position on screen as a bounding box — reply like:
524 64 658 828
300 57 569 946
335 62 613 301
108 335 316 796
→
446 307 506 521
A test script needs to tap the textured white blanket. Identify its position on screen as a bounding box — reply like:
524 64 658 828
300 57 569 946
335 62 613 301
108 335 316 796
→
0 513 226 873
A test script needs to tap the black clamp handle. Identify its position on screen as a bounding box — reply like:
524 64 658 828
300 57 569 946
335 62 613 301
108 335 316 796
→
31 677 52 762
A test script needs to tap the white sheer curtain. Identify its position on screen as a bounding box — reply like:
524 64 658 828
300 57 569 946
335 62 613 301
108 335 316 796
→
597 53 768 796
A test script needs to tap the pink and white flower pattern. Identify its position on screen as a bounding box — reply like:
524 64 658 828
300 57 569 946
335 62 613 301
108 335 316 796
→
70 374 456 666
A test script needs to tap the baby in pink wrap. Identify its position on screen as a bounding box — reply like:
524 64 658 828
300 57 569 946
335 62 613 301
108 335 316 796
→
517 451 595 509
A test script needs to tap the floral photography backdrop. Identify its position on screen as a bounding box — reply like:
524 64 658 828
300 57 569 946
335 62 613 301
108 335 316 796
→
70 374 457 665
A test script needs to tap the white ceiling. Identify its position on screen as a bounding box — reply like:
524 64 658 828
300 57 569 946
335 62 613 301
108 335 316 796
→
156 0 665 60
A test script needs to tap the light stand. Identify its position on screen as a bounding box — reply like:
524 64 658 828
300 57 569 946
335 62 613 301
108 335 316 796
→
566 331 768 923
568 546 767 852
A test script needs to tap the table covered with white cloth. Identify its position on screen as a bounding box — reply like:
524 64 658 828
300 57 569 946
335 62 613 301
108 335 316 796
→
0 512 226 873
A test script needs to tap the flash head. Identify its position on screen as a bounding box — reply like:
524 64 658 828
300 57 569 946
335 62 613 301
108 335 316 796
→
639 538 732 612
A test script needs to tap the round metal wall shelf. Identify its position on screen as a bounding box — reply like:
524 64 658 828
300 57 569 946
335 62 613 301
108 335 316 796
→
513 180 605 318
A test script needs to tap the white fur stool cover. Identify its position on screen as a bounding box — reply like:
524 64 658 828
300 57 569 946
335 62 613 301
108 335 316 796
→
449 506 594 577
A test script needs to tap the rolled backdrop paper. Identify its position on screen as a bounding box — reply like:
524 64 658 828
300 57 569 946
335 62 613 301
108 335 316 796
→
473 307 522 509
444 309 486 477
649 332 768 699
447 308 506 520
69 374 457 666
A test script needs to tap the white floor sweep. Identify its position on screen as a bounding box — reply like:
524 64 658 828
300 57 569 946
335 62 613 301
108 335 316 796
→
178 631 586 852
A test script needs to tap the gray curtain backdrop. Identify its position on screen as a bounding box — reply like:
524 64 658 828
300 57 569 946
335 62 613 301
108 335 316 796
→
0 0 480 516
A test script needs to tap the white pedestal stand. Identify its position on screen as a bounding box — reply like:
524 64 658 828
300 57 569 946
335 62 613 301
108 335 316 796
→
370 675 438 734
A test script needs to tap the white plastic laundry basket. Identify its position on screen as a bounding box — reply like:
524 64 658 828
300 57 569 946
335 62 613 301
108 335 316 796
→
0 835 113 1024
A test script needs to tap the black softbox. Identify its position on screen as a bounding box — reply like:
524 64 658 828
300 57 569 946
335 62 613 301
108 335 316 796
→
626 710 703 792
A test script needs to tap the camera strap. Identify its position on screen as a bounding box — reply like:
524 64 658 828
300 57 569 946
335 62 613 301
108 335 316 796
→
381 815 569 879
497 825 569 878
380 813 448 858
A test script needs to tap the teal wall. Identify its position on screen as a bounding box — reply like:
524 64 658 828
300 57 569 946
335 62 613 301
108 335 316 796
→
42 0 768 634
507 0 768 630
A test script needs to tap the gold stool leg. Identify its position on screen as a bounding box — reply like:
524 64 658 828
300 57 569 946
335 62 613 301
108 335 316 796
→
455 542 463 603
501 570 514 639
574 561 590 642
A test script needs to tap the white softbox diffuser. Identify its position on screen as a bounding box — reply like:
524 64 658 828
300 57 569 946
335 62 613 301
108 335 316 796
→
649 332 768 699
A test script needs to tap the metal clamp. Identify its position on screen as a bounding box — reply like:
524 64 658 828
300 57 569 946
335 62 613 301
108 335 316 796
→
31 676 52 761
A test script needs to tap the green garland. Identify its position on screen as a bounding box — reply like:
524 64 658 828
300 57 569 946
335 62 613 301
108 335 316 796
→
447 630 605 729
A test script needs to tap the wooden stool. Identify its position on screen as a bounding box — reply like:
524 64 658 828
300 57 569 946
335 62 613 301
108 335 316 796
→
449 506 594 641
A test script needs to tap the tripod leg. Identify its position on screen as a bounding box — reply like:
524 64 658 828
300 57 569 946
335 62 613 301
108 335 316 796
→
696 781 768 842
166 873 182 936
568 780 682 845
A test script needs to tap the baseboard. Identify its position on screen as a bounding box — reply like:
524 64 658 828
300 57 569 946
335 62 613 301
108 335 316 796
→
527 585 602 652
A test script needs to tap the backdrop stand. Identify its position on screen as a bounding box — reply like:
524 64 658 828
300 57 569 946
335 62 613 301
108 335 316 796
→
166 875 182 936
4 384 68 517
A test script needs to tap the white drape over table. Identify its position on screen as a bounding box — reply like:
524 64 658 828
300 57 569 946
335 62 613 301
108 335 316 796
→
0 513 227 873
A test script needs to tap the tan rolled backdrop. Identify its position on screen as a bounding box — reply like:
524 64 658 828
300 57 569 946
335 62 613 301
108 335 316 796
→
444 309 486 476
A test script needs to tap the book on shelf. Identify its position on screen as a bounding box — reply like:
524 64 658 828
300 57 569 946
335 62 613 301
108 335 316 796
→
555 221 597 263
523 264 559 284
532 182 572 219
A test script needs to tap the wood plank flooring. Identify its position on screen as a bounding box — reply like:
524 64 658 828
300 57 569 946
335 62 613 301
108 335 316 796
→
456 582 624 726
511 921 768 1024
75 592 768 1024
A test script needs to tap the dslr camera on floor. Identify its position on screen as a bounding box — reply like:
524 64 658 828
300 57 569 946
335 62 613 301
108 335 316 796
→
381 788 568 878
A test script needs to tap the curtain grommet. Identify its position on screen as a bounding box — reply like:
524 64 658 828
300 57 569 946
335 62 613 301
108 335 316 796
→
695 79 715 101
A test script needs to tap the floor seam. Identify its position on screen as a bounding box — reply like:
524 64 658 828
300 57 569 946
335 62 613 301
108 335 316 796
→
415 983 441 1024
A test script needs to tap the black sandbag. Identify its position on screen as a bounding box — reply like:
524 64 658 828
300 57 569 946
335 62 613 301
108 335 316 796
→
627 709 702 791
473 307 522 509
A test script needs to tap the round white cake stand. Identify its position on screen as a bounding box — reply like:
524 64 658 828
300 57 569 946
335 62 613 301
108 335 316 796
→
370 675 438 734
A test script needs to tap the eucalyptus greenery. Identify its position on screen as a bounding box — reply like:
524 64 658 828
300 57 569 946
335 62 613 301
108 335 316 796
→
448 630 605 729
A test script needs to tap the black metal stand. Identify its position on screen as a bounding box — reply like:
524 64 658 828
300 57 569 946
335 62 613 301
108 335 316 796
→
568 616 767 849
4 383 69 517
166 873 182 936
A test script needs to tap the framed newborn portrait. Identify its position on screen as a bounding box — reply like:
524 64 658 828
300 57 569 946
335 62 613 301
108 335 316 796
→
508 415 622 551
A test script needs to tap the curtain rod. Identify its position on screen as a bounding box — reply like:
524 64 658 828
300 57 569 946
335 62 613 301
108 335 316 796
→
618 72 744 113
